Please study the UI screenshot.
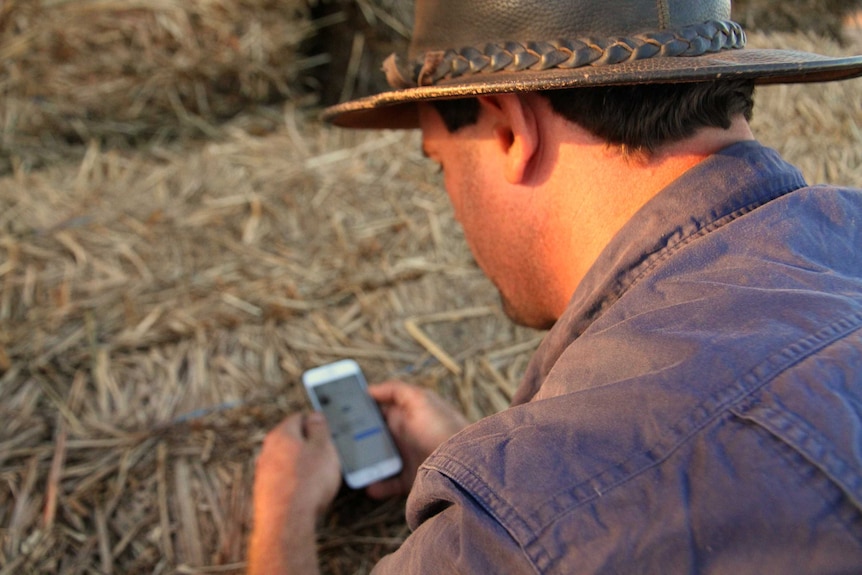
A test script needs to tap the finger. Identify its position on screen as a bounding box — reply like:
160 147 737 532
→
263 413 304 450
366 477 404 500
367 381 400 404
281 412 305 435
368 380 413 405
302 412 332 447
257 413 305 471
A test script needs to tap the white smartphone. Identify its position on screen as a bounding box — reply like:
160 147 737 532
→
302 359 403 489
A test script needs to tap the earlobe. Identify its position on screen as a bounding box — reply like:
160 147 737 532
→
478 94 539 184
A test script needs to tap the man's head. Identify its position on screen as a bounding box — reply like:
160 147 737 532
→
422 77 757 329
418 83 757 329
322 0 862 328
421 79 755 327
418 93 567 328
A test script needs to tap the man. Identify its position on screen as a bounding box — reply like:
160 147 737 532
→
249 0 862 572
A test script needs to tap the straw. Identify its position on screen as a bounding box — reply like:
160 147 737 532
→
0 8 860 573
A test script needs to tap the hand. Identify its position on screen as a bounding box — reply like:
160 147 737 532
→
254 413 341 515
252 412 342 519
248 412 341 575
366 381 470 499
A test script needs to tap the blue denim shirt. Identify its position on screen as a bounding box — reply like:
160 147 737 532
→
373 142 862 574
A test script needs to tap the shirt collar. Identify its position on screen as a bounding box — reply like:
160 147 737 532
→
513 141 808 405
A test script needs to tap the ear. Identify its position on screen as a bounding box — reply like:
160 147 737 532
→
477 94 539 184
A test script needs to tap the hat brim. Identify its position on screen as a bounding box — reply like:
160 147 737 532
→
321 48 862 129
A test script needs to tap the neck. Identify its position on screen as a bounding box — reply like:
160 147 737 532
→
543 117 755 319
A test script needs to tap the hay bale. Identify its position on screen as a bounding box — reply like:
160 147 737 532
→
0 0 317 174
306 0 413 105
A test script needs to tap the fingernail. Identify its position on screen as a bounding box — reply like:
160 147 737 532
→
306 412 325 425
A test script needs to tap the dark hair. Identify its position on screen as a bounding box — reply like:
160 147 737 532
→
432 80 755 154
432 98 482 133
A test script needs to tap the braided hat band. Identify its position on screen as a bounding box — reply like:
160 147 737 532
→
384 20 746 90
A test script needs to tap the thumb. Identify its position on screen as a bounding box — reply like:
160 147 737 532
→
366 477 403 500
304 412 332 446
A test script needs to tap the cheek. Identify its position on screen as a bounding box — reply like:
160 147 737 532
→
460 198 516 278
441 149 525 275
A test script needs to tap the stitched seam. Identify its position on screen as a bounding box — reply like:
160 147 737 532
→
421 312 862 569
580 187 796 327
745 424 862 545
657 0 670 29
421 456 544 573
731 393 862 512
423 320 862 566
528 311 862 537
622 174 805 297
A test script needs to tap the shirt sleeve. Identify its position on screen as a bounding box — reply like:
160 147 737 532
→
371 468 537 574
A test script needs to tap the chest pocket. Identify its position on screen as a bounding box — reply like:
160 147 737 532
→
729 322 862 517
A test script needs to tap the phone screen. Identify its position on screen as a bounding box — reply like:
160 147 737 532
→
309 374 399 475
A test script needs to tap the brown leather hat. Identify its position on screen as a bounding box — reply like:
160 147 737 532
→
321 0 862 129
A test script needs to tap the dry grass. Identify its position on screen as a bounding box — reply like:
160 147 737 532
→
0 106 538 573
748 31 862 188
0 6 860 574
0 0 318 173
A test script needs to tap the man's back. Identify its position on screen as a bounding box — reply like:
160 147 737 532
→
375 142 862 573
